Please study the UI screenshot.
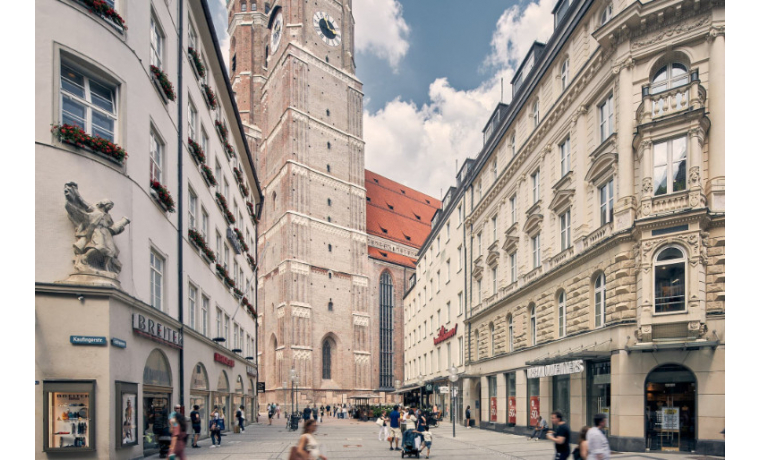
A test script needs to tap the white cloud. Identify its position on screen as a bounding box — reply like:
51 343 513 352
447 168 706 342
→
353 0 410 71
364 1 554 197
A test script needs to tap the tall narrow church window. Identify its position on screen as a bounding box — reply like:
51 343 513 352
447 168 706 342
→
322 340 332 379
379 272 394 389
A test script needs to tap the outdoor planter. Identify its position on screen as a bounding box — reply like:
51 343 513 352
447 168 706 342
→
234 167 249 196
215 264 235 287
150 65 176 102
188 229 216 263
233 228 249 252
202 84 218 110
188 47 206 78
51 124 128 165
224 141 236 159
150 180 176 212
233 287 244 299
215 120 228 140
215 192 236 224
246 253 256 270
246 201 258 221
79 0 127 30
188 138 206 164
201 164 217 187
241 297 256 316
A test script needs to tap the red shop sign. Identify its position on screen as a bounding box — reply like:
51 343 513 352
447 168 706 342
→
490 397 498 422
530 396 540 427
508 396 516 425
214 352 235 367
433 324 458 345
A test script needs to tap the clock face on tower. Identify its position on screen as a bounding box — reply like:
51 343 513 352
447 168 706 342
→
271 11 283 53
313 11 341 47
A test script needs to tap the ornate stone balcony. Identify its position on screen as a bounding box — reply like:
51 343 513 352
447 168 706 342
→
583 222 613 250
637 74 706 125
548 247 574 270
522 267 542 285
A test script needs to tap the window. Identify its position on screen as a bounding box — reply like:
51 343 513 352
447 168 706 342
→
224 314 230 345
446 222 450 241
447 342 452 368
594 274 606 327
233 324 239 350
601 3 613 25
492 267 497 294
558 291 567 338
188 21 198 51
437 310 441 329
436 236 441 254
458 336 464 365
489 323 495 356
654 247 686 313
530 305 537 345
446 260 451 282
215 230 222 258
477 233 482 256
510 252 517 284
188 100 197 141
150 12 164 69
379 272 394 388
600 179 614 225
651 62 689 95
458 291 464 315
458 246 463 270
201 295 209 336
510 134 516 157
532 99 540 128
458 205 462 225
60 63 117 142
560 59 569 91
493 158 498 181
233 261 239 286
653 136 687 196
531 170 540 204
223 178 230 199
599 93 614 141
446 301 451 323
560 210 571 251
424 321 427 337
188 284 197 329
327 198 331 206
477 180 482 201
475 330 480 360
510 195 516 225
508 315 513 352
201 128 209 155
215 159 222 187
201 207 209 238
241 1 247 11
149 128 164 182
492 215 498 242
150 250 164 311
216 307 222 337
188 187 197 230
531 233 541 269
323 340 332 379
560 137 570 177
224 244 230 271
477 279 482 305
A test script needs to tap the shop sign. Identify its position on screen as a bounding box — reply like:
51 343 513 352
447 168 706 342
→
433 324 458 345
490 397 497 422
438 386 449 394
70 335 107 346
257 382 266 393
132 314 183 349
526 359 584 379
661 407 679 430
246 365 257 377
111 338 127 348
425 384 433 392
214 352 235 367
508 397 516 425
529 396 540 427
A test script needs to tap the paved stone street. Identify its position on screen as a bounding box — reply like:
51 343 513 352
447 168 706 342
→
150 415 724 460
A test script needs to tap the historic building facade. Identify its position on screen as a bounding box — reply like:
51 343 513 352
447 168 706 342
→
227 0 439 407
458 0 724 455
35 1 263 457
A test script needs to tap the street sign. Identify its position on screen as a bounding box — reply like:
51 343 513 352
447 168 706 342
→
70 336 107 346
257 382 266 393
439 387 449 394
111 338 127 348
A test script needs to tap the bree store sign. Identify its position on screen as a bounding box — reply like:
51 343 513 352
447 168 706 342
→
132 314 183 349
527 360 584 379
433 324 458 345
215 352 235 367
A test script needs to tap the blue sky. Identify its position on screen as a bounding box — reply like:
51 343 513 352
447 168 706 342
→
209 0 558 196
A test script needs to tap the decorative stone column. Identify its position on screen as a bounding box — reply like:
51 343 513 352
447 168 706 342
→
612 58 636 231
706 27 725 211
638 140 654 217
688 127 707 209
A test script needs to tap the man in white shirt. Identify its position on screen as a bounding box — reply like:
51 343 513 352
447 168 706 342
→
586 413 611 460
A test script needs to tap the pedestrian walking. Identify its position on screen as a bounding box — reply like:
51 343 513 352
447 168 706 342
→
291 419 327 460
377 410 389 442
169 410 188 459
342 405 347 419
312 404 318 422
320 405 325 422
218 407 226 434
189 404 201 448
586 414 611 460
326 404 331 417
268 403 275 425
572 426 589 460
236 405 246 433
209 407 222 448
303 405 312 421
547 411 571 460
388 405 402 451
277 403 281 419
465 405 472 429
528 415 549 440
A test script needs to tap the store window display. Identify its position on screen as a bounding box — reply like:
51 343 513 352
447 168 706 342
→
43 380 95 452
215 371 231 430
645 364 697 452
143 349 173 456
190 363 210 438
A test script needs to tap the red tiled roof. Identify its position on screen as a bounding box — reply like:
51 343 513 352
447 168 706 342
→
368 246 417 269
365 170 441 250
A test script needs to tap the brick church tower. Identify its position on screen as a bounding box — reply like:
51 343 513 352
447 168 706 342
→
227 0 371 406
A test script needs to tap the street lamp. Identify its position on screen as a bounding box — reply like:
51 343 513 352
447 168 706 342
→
448 366 459 438
290 368 299 421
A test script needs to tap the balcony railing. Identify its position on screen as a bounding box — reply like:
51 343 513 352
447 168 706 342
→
583 223 612 250
637 72 705 125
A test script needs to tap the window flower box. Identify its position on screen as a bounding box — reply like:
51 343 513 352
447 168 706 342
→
188 47 206 79
241 297 256 316
78 0 127 30
150 180 176 212
201 164 217 187
188 228 216 263
215 263 235 287
224 140 236 159
215 120 228 141
233 167 249 196
202 84 218 110
232 287 244 299
150 65 176 102
187 138 206 165
215 192 236 224
233 228 250 252
246 201 258 222
51 124 128 165
246 253 256 270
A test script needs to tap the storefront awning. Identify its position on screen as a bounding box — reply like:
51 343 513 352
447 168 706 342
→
626 340 720 352
347 394 383 400
525 351 612 367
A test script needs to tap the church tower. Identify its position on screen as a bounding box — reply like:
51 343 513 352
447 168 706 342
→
228 0 370 405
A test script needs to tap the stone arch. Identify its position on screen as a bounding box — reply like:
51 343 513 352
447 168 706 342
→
191 362 209 391
319 332 340 382
647 50 694 82
143 348 172 387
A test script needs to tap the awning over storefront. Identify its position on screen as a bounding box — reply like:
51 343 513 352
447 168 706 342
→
626 340 720 352
525 351 612 367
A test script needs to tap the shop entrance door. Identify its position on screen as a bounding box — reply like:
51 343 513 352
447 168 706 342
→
143 392 170 455
552 375 571 428
645 364 696 452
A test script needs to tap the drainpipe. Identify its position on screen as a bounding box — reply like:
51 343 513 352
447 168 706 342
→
176 0 185 410
463 189 470 365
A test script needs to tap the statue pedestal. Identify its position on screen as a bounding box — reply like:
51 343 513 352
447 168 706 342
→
59 273 121 289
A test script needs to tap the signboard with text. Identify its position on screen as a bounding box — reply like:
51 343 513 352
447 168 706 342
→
433 324 458 345
530 396 541 427
132 313 183 349
526 360 584 379
490 397 498 422
661 407 679 431
508 397 516 425
214 352 235 367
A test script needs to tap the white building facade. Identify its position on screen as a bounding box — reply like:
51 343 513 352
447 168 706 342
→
35 1 263 458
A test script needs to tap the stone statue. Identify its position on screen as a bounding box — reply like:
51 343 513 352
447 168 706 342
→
63 182 130 286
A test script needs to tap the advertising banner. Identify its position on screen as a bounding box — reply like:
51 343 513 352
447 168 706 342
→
530 396 541 427
508 396 516 425
490 397 498 422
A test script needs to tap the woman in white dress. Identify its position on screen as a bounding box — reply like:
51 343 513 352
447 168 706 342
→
295 419 327 460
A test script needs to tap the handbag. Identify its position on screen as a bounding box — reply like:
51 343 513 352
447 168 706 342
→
376 417 385 427
572 446 582 460
288 446 309 460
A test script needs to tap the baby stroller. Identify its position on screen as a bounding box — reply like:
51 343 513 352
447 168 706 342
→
401 429 421 458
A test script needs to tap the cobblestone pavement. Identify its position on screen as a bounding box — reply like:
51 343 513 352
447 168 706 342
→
150 414 724 460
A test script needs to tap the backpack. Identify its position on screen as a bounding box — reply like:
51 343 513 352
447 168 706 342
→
236 410 242 418
572 446 581 460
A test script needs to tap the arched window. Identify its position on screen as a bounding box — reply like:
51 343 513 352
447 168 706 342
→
241 1 247 12
651 62 689 95
475 330 480 361
489 323 495 356
507 315 513 352
594 273 606 327
600 3 613 25
322 340 332 380
558 291 567 338
530 304 537 346
379 272 394 388
654 246 686 313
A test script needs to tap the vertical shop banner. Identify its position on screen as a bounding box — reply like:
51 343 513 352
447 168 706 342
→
508 396 516 425
490 397 497 422
530 396 540 427
122 393 136 445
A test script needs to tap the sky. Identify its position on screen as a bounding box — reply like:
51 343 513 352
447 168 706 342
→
208 0 558 198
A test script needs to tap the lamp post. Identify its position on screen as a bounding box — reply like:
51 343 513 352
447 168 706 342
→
289 368 299 420
448 366 459 438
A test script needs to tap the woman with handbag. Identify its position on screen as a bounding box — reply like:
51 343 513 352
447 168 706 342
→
377 410 388 441
290 419 327 460
168 411 187 459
